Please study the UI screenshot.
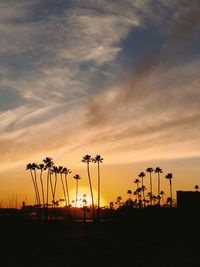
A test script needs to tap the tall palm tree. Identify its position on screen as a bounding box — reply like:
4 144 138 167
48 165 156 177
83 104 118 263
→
138 172 146 207
26 163 38 205
38 163 45 207
82 155 95 220
62 167 72 216
43 157 54 207
73 174 81 218
92 155 103 220
134 179 141 208
59 166 68 214
154 167 163 206
31 163 41 206
165 173 173 207
146 167 154 205
160 190 165 206
51 166 59 205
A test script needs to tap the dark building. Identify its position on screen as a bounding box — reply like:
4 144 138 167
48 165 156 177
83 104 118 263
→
177 190 200 209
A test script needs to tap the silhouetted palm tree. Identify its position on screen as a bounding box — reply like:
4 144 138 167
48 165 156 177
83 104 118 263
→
154 167 163 206
82 155 95 220
152 194 157 205
73 174 81 218
165 173 173 207
43 157 54 208
26 163 38 205
59 166 68 215
147 192 153 205
59 167 67 208
160 190 165 206
138 172 146 207
92 155 103 220
115 196 123 209
134 178 140 207
166 197 173 207
38 163 45 207
146 168 154 205
62 167 72 216
31 163 41 206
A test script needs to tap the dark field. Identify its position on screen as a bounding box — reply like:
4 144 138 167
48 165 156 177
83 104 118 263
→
0 209 200 267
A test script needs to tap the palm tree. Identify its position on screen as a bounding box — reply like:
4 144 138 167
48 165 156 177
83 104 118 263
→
43 157 54 208
115 196 123 209
138 172 146 207
126 190 133 207
160 190 165 206
62 167 72 216
154 167 163 206
73 174 81 218
38 163 45 207
92 155 103 220
152 194 158 205
59 167 68 215
52 166 60 206
166 197 173 207
134 178 140 207
134 178 140 188
146 168 154 205
147 192 153 205
31 163 41 206
82 155 95 220
165 173 173 207
26 163 38 205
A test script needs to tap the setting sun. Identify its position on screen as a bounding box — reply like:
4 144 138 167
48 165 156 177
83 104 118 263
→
69 187 107 208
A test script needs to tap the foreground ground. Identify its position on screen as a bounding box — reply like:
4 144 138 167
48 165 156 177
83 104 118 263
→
0 209 200 267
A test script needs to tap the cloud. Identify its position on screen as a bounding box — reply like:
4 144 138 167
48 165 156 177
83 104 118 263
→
0 0 200 172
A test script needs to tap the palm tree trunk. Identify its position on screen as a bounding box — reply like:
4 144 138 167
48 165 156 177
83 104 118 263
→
40 170 45 207
150 173 152 205
65 174 70 216
75 180 78 218
60 173 68 216
97 162 100 220
53 173 58 202
170 179 172 208
34 169 41 206
52 173 58 220
46 169 50 206
141 177 145 208
87 162 95 220
30 170 38 205
158 173 160 206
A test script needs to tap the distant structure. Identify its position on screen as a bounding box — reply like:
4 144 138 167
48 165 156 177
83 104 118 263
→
177 191 200 209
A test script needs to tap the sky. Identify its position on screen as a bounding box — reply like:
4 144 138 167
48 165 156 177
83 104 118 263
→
0 0 200 207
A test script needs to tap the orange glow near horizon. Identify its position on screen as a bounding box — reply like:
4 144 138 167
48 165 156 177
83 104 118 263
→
0 157 200 209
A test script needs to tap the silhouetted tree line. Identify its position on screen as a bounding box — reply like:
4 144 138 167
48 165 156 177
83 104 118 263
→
26 155 103 220
115 167 173 209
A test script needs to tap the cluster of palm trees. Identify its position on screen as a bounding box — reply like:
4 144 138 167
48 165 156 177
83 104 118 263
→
26 157 72 218
81 154 103 220
127 167 173 208
26 154 103 220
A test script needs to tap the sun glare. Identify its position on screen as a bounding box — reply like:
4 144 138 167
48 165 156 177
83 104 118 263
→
69 187 107 208
72 194 92 208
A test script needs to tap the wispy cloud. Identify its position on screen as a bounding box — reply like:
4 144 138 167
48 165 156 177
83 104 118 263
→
0 0 200 172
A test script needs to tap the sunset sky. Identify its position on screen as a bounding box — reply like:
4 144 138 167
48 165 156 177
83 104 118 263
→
0 0 200 207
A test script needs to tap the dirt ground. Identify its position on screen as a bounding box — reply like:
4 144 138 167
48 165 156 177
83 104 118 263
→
0 210 200 267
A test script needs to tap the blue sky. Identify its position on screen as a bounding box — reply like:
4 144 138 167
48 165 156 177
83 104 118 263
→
0 0 200 204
